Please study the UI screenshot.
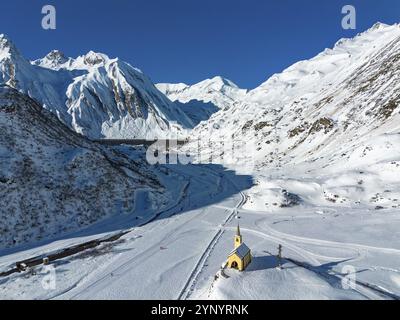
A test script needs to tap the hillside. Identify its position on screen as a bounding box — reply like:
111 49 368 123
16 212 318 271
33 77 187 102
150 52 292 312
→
186 22 400 210
0 85 166 248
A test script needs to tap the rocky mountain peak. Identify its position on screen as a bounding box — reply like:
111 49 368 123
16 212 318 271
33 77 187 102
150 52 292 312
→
45 50 68 63
83 51 108 66
0 34 20 58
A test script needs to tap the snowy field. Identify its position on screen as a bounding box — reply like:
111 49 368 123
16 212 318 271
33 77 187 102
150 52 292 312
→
0 159 399 300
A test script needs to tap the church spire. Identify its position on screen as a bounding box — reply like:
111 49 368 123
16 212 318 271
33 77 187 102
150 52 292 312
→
236 223 241 237
234 222 243 249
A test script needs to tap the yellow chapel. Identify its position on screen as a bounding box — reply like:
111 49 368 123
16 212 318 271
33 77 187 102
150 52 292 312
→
227 224 252 271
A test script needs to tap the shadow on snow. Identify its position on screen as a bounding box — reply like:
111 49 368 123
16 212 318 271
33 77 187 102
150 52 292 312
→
0 163 255 259
174 100 219 127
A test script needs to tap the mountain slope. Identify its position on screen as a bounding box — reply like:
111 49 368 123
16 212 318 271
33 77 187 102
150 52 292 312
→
0 85 166 248
187 22 400 209
191 23 400 164
0 34 193 139
157 77 247 125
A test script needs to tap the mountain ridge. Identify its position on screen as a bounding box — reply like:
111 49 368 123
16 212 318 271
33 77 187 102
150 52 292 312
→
0 35 193 139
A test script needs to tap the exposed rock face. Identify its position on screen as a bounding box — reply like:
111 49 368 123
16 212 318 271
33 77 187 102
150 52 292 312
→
0 35 193 139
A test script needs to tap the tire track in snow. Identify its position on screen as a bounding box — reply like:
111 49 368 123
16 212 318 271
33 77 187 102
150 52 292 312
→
57 169 224 300
50 179 193 300
230 226 321 266
256 219 400 255
236 228 396 300
253 219 400 300
177 185 247 300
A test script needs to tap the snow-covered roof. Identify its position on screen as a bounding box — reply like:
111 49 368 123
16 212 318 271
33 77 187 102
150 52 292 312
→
229 243 250 259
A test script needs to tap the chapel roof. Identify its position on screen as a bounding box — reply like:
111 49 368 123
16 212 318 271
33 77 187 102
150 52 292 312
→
228 242 250 259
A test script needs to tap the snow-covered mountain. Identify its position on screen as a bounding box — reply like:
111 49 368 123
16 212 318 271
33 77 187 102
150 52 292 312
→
32 50 75 70
0 34 193 139
0 85 168 248
1 22 400 301
188 22 400 210
157 76 247 110
157 77 247 125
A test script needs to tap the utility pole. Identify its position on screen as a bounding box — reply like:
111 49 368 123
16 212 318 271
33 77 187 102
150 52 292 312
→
277 244 283 269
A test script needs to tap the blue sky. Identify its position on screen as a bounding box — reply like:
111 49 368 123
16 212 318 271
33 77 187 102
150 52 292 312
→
1 0 399 88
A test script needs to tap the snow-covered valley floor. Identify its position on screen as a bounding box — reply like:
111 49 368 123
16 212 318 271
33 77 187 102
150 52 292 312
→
0 159 399 300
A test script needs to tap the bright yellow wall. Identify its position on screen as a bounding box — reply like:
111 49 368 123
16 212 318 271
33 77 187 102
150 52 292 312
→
228 252 252 271
234 235 242 249
228 254 244 271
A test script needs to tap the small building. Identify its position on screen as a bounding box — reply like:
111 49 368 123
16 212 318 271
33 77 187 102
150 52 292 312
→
227 224 252 271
